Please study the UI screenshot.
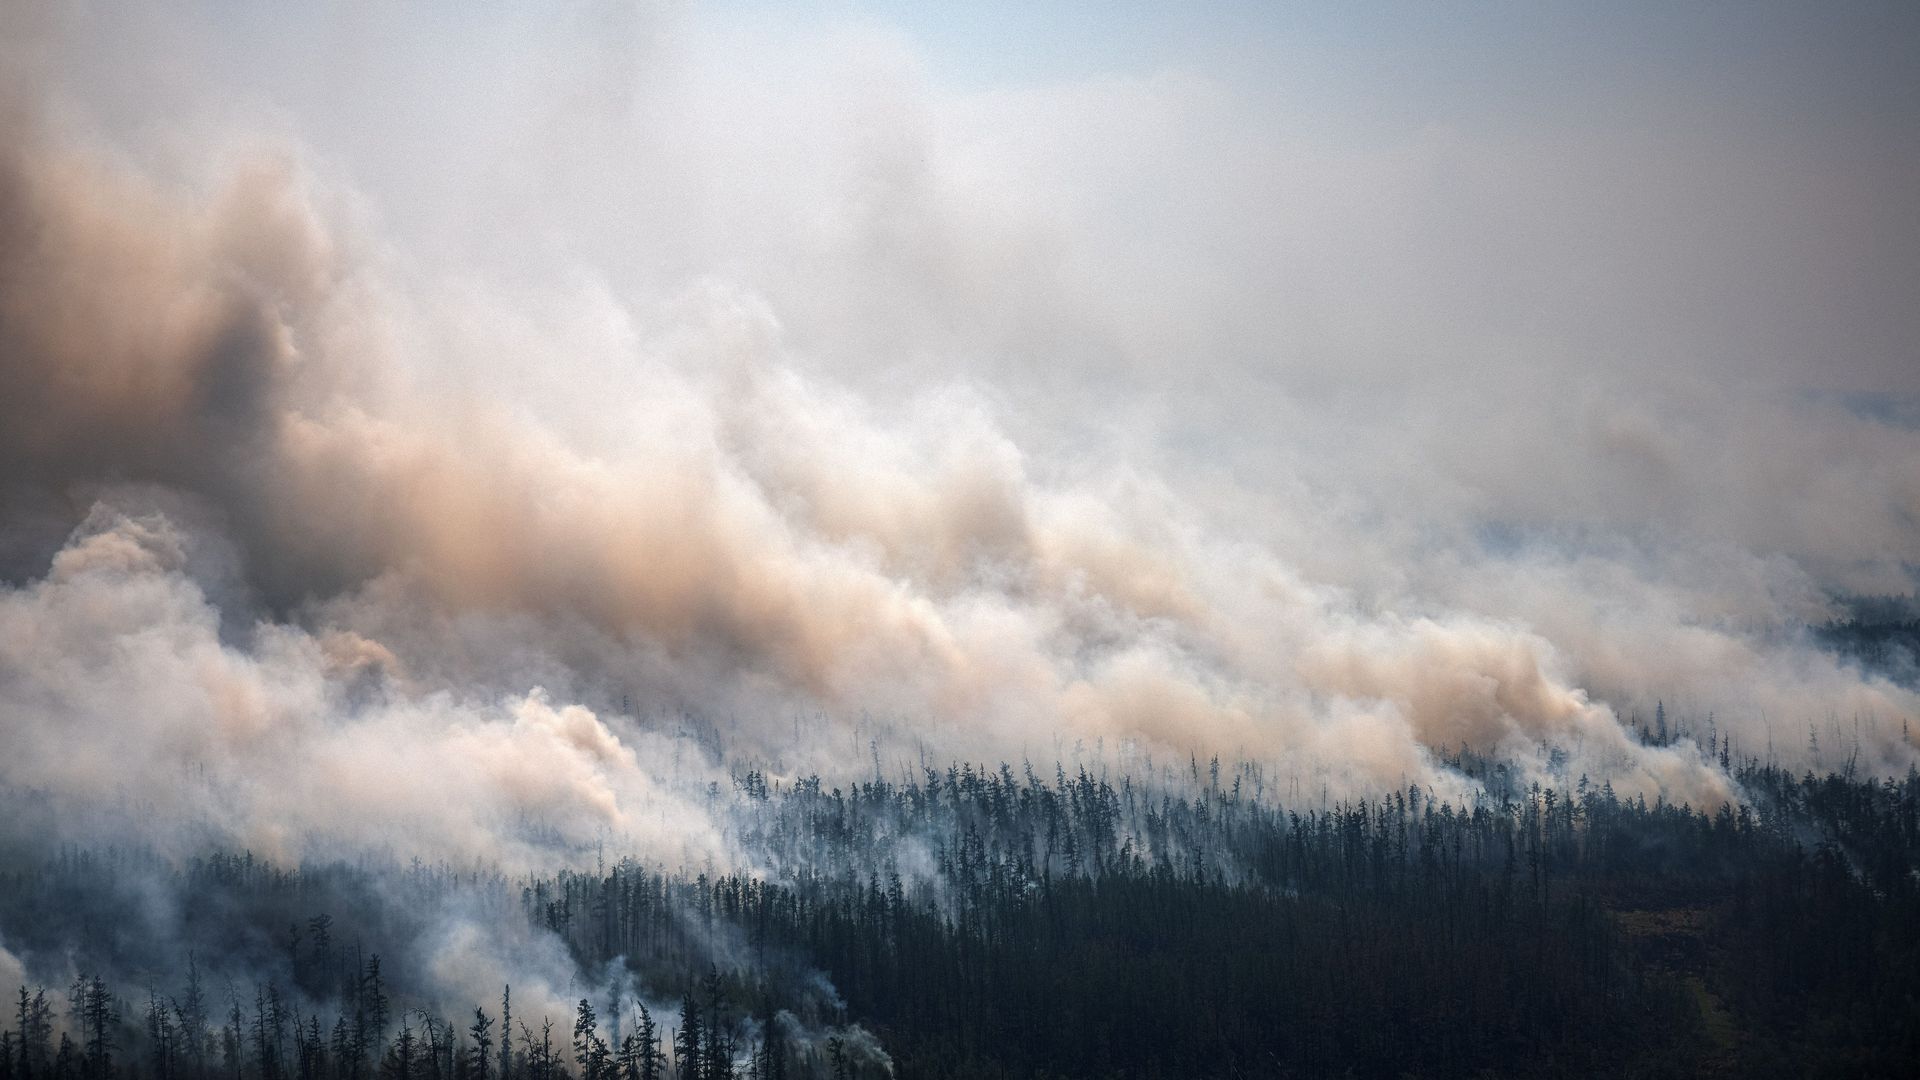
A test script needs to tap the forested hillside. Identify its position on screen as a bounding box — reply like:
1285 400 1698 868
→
3 757 1916 1080
1817 595 1920 689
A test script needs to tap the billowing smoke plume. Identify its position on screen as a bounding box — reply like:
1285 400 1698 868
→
2 1 1918 882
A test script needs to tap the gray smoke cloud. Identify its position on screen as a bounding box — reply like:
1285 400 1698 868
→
2 1 1918 878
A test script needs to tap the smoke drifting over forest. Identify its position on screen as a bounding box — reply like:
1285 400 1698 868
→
5 7 1920 1074
3 1 1920 868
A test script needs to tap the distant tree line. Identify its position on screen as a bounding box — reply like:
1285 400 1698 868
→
3 753 1919 1078
1816 593 1920 688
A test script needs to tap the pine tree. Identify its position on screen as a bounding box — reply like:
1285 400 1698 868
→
14 987 49 1080
148 988 179 1080
29 992 50 1080
616 1034 638 1080
54 1034 76 1080
380 1023 415 1080
572 1001 610 1080
299 1015 323 1080
699 974 728 1080
516 1019 554 1080
466 1010 492 1080
754 1003 784 1080
222 994 244 1080
672 996 701 1080
176 958 208 1080
360 958 389 1060
633 1005 659 1080
496 990 511 1080
332 1017 352 1080
82 976 113 1080
306 917 334 994
15 987 31 1080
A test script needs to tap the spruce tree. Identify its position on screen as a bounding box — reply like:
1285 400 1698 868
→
496 990 510 1080
633 1005 659 1080
572 1001 609 1080
672 996 701 1080
467 1010 492 1080
699 974 728 1080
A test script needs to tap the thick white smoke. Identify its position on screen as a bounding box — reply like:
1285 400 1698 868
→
1 1 1918 876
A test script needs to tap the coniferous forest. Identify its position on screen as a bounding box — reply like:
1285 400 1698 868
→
3 752 1917 1080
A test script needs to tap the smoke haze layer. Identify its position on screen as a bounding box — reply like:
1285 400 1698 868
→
2 1 1919 872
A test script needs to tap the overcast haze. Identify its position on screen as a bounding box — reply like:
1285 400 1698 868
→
2 1 1918 865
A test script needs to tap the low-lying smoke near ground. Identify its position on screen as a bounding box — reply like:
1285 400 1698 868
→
3 3 1919 1078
